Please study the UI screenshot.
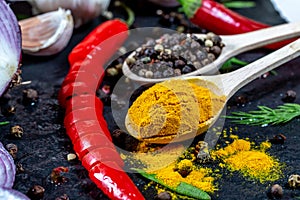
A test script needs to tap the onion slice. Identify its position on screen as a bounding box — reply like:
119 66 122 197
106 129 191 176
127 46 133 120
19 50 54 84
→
0 142 16 188
0 187 30 200
0 0 22 97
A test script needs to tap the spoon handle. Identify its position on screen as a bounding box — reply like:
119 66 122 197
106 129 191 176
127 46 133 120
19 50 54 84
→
222 38 300 98
220 21 300 55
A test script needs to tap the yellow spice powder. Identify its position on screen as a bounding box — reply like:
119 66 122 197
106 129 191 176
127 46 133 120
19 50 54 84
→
129 143 186 172
212 138 282 183
152 159 216 193
127 144 217 193
127 79 225 142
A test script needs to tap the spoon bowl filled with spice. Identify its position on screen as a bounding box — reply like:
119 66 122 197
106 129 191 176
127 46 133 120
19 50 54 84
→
125 37 300 144
123 21 300 83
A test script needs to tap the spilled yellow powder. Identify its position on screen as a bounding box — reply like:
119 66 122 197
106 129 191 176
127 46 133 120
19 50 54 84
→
152 159 216 193
211 137 282 183
127 79 225 143
124 142 217 193
129 144 186 172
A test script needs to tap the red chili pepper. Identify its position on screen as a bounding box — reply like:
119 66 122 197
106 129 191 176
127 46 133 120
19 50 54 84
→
64 94 103 115
178 0 294 49
90 161 144 200
59 1 145 199
68 19 129 66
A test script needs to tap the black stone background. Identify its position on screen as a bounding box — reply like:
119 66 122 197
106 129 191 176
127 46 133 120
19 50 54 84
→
0 0 300 199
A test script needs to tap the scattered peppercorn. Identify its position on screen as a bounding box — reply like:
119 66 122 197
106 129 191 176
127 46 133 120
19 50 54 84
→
156 10 203 33
195 141 211 163
155 191 172 200
0 103 16 116
0 94 16 116
282 90 297 103
235 95 248 105
267 184 283 199
22 88 39 105
55 194 69 200
10 70 22 87
288 174 300 188
106 67 119 76
16 162 25 174
174 159 193 178
269 134 286 145
27 185 45 200
50 166 69 185
5 143 18 159
10 125 24 138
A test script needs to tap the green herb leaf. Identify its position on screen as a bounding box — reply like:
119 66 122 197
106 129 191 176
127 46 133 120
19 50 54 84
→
222 1 256 9
176 182 211 200
225 103 300 126
220 57 248 72
133 168 210 200
0 121 9 126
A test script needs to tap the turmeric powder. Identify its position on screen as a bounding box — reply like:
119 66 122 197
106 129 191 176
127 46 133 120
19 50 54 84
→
127 79 225 143
211 137 282 183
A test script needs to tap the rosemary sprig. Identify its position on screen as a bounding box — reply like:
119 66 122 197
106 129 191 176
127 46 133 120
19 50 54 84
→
225 103 300 126
218 0 256 8
222 1 256 9
0 121 9 126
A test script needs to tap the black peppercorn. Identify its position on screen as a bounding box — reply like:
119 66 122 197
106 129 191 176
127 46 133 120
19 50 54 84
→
267 184 283 199
182 65 193 74
155 191 172 200
5 143 18 159
10 125 24 138
269 134 286 145
27 185 45 200
23 88 39 105
55 194 69 200
0 104 16 116
282 90 296 103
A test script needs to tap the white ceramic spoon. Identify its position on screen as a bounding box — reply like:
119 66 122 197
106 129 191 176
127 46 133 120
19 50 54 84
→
123 21 300 83
125 37 300 143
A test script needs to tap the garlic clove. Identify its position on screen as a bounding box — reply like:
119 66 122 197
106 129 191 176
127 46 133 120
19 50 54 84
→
14 0 110 28
19 8 74 56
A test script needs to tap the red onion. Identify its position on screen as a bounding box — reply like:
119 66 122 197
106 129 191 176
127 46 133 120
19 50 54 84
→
0 187 30 200
0 0 22 97
0 142 16 188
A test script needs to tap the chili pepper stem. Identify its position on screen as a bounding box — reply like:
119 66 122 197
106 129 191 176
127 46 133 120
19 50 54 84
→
177 0 201 18
114 1 135 27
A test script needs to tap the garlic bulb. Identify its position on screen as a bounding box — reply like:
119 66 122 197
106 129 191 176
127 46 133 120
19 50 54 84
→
147 0 179 7
20 0 110 28
19 8 74 56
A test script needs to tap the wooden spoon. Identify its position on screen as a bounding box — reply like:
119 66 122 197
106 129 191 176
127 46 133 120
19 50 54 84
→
123 21 300 83
125 37 300 144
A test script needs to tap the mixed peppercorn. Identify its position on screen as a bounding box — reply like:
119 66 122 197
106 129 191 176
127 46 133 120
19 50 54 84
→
127 32 224 78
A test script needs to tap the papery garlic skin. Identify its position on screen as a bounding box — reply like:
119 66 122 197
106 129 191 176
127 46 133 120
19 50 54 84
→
19 8 74 56
24 0 110 28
